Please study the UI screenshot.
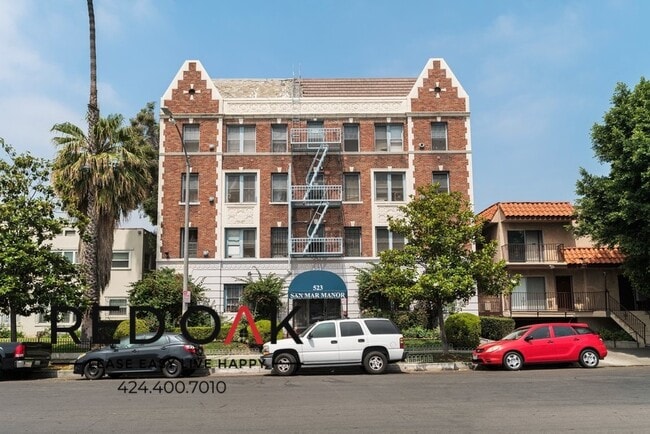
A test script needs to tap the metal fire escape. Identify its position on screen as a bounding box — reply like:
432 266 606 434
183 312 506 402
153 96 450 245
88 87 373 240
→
289 77 343 256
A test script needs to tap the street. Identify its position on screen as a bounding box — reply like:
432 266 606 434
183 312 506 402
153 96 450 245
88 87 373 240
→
2 367 650 433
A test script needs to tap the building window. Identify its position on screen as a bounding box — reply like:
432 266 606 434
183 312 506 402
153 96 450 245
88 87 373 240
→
431 122 447 150
307 120 324 142
226 173 256 203
183 124 200 152
225 228 256 258
224 284 244 313
271 124 287 152
108 298 128 316
64 229 76 236
38 310 74 324
344 227 361 256
59 251 77 263
226 125 256 152
271 227 288 258
180 228 198 258
343 173 360 201
512 276 546 311
271 173 288 202
343 124 359 152
507 230 543 262
432 171 450 193
111 252 130 269
376 227 405 253
374 172 404 202
181 173 199 203
375 124 403 152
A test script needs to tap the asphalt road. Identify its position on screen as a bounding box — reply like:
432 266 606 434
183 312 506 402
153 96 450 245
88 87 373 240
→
3 367 650 433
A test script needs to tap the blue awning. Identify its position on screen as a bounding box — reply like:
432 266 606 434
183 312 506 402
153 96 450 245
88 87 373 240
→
288 270 347 299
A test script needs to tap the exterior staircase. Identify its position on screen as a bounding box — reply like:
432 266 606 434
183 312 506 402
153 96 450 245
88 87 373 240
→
608 295 650 346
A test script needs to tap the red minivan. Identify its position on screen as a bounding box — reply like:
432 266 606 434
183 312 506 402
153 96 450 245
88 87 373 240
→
472 323 608 371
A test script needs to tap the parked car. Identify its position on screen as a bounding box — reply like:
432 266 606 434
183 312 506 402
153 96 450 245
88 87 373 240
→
260 318 405 375
73 333 206 380
0 341 51 378
472 322 608 371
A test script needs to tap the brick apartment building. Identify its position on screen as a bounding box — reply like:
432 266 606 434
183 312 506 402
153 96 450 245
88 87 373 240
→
157 58 475 329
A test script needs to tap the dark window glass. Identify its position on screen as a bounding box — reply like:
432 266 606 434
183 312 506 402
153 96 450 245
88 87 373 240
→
310 322 336 338
528 326 550 339
364 319 400 335
553 326 576 337
340 321 364 337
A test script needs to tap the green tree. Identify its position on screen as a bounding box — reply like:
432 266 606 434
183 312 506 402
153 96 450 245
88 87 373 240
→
574 78 650 294
128 268 206 329
129 102 159 225
0 140 85 340
239 268 286 321
51 113 155 339
359 185 517 352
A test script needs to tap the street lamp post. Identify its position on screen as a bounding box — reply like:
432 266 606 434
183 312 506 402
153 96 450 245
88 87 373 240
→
161 107 190 316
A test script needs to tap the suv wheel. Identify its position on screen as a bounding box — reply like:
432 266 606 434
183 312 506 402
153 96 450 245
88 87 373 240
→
272 353 297 376
363 351 387 374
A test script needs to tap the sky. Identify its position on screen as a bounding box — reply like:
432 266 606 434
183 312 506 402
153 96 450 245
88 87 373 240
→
1 0 648 230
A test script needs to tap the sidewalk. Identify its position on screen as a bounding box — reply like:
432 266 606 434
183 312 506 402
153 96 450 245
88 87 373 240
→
37 347 650 379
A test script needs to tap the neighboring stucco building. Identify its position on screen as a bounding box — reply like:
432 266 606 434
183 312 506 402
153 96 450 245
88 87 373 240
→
477 202 649 346
16 228 156 337
157 58 475 329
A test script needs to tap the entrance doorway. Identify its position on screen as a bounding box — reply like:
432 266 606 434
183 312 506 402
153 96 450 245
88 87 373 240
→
556 276 573 310
292 299 342 333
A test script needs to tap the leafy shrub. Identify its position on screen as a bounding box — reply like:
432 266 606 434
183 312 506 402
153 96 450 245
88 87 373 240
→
444 313 481 349
402 326 440 340
247 319 283 345
480 316 515 340
181 327 219 342
598 328 634 341
113 319 149 340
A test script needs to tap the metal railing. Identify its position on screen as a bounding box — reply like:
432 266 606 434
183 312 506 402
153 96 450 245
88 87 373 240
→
291 185 342 204
607 294 647 346
290 128 341 147
508 291 607 312
502 243 564 263
290 237 343 256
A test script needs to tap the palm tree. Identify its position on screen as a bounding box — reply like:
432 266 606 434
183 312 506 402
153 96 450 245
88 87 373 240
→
51 115 154 338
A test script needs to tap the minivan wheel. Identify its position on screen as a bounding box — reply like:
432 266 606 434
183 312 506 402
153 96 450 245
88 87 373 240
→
83 360 105 380
272 353 297 376
579 349 599 368
503 351 523 371
363 351 387 374
162 358 182 378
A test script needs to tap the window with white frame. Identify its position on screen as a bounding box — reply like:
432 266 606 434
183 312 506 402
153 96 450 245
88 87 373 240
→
271 227 288 258
344 173 360 202
180 228 198 258
271 124 287 152
344 227 361 256
183 124 200 152
374 172 404 202
226 173 256 203
224 284 244 313
108 298 128 316
271 173 288 202
111 252 130 269
375 124 403 151
432 171 450 193
225 228 256 258
343 124 359 152
59 250 77 263
226 125 255 152
181 173 199 203
38 309 74 324
431 122 447 150
375 227 405 253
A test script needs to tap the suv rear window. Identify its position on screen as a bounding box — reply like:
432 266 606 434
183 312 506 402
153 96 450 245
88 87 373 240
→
363 319 400 335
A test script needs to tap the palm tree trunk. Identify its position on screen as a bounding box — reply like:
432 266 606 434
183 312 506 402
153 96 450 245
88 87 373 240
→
81 0 100 341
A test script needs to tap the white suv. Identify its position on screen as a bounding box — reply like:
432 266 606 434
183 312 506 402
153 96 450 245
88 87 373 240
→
260 318 405 375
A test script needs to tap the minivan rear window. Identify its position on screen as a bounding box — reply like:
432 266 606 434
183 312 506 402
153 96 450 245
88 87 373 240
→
364 319 400 335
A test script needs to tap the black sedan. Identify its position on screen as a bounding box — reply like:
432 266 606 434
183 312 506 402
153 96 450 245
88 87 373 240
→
73 333 206 380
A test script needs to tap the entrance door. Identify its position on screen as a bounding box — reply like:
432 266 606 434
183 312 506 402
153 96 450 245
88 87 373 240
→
556 276 574 310
618 275 635 310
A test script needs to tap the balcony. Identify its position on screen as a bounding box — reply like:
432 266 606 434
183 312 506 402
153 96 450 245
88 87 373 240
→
290 128 341 151
508 291 607 312
290 237 343 257
291 185 342 207
501 243 564 263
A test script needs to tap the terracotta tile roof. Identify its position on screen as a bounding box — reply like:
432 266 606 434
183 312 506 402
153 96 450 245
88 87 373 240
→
478 202 574 221
212 78 417 98
562 247 625 265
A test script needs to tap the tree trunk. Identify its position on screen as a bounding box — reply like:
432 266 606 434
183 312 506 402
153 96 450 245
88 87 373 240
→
9 305 18 342
82 0 100 342
437 306 449 354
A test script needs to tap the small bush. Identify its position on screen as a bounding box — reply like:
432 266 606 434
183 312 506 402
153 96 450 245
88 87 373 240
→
598 328 634 341
181 326 219 342
113 319 149 340
402 326 440 340
480 316 515 340
444 313 481 349
247 319 283 344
